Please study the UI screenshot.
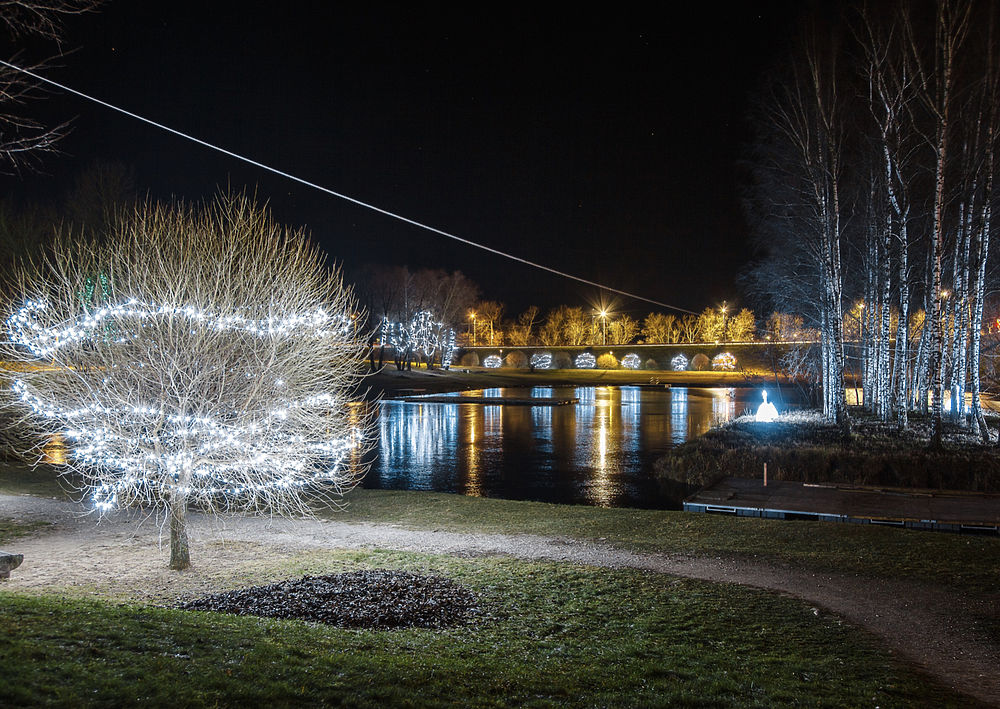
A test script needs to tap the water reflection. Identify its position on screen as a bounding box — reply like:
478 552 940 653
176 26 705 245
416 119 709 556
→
41 433 69 465
365 386 778 509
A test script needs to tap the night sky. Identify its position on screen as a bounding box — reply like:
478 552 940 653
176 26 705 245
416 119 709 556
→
2 2 799 316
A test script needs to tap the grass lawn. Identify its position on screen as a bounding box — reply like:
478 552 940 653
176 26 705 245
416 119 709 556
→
336 489 1000 600
0 547 982 708
2 462 998 599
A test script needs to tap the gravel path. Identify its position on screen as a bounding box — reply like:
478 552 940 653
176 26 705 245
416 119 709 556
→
2 493 998 707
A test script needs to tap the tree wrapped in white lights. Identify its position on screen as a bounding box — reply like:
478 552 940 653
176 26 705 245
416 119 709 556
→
712 352 737 371
671 353 689 371
483 354 502 368
620 353 641 370
1 194 370 569
575 352 596 369
529 352 552 370
381 310 456 371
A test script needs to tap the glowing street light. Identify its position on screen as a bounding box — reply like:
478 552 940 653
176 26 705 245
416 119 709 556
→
599 309 608 345
469 311 477 346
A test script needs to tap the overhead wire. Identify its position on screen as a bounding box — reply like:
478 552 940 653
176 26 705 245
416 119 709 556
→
0 58 697 315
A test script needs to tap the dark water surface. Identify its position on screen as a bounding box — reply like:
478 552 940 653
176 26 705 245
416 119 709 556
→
362 386 781 509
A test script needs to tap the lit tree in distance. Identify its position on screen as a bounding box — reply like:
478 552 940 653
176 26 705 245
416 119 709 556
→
2 194 370 570
380 310 456 370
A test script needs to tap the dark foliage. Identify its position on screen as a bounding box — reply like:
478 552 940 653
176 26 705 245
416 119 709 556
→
177 569 486 630
656 410 1000 492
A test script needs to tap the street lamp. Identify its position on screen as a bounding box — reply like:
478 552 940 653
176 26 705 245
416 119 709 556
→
469 311 477 346
720 302 728 343
599 309 608 345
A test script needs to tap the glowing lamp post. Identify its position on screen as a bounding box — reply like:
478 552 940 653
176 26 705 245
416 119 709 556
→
469 311 477 346
599 310 608 345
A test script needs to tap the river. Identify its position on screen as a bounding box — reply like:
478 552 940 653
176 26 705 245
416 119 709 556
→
362 385 789 509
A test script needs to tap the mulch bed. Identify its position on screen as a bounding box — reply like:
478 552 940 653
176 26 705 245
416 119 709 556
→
176 569 485 629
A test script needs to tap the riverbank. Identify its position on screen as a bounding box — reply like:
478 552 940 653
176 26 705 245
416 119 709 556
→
362 365 786 399
655 409 1000 493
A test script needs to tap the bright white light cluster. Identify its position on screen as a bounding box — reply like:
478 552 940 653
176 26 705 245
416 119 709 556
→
575 353 596 369
483 354 502 368
621 353 641 369
6 297 365 514
712 352 737 370
530 352 552 369
381 310 457 368
671 354 689 371
10 298 348 359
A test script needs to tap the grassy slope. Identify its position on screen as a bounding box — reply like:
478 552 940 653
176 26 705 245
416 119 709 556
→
337 489 1000 600
0 549 981 708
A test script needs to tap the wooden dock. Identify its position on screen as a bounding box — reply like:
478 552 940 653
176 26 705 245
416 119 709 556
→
684 477 1000 535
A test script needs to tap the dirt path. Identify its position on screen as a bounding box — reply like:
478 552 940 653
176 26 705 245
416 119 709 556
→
2 493 998 707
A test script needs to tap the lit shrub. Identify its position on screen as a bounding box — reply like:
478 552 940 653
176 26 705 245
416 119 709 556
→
712 352 737 370
530 352 553 370
459 352 479 367
690 353 710 371
552 352 572 369
644 358 659 370
505 350 528 368
621 353 641 369
596 353 619 369
575 352 596 369
671 353 689 371
483 354 502 369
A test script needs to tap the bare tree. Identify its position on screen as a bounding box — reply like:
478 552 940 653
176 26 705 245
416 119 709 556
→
677 313 700 343
473 300 504 346
905 0 972 445
607 313 639 345
507 305 539 346
0 0 103 172
1 193 370 569
641 312 677 344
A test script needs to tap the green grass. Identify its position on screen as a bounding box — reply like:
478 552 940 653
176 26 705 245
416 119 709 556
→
0 517 48 545
0 549 980 708
2 462 998 599
336 489 1000 600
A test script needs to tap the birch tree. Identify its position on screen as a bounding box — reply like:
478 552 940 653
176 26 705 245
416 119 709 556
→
761 18 851 431
906 0 972 446
1 194 369 569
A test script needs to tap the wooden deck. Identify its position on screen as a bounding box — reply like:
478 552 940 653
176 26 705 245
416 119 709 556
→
685 477 1000 534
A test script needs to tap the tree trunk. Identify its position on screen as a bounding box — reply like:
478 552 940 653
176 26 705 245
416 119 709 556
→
169 491 190 571
893 216 910 429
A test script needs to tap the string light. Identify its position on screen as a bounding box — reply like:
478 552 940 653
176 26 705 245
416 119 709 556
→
10 298 348 359
483 354 502 368
530 352 552 369
575 353 596 369
380 310 457 369
6 292 365 513
621 353 641 370
671 354 689 371
712 352 737 371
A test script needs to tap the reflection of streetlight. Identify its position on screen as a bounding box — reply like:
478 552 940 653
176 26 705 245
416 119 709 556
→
469 311 477 346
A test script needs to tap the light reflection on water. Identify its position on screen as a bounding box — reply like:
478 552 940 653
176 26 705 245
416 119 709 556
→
363 386 771 509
